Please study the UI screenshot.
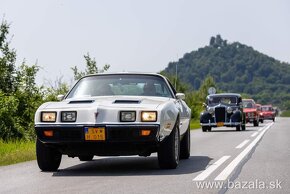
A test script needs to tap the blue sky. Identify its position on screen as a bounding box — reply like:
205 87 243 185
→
2 0 290 85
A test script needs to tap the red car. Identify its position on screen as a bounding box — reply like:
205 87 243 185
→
243 99 260 126
261 105 275 122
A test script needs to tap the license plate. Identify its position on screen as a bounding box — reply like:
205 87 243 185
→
217 122 224 127
85 127 105 141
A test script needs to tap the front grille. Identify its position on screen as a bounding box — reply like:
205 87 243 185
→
215 107 226 122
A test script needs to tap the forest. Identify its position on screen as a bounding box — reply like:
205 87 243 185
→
162 35 290 111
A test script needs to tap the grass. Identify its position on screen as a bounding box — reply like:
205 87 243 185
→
190 119 201 130
281 110 290 117
0 140 36 166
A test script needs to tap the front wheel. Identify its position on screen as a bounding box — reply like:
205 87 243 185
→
36 139 62 171
202 126 208 132
242 124 246 131
158 119 180 169
253 120 259 127
180 125 190 159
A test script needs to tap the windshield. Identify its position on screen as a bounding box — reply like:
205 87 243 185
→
243 101 255 108
207 96 238 105
261 107 273 111
66 74 174 99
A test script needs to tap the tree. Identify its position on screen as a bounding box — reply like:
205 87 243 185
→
71 53 110 81
0 20 17 93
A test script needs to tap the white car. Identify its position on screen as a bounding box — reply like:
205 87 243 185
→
35 73 191 171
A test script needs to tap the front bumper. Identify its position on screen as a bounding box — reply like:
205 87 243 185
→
200 121 241 127
35 124 160 156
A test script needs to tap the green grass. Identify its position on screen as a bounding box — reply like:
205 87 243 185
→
190 119 201 130
0 140 36 166
281 110 290 117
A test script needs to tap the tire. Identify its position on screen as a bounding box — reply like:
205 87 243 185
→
242 124 246 131
36 139 62 171
202 126 208 132
273 118 275 122
236 125 241 131
208 127 212 132
158 118 180 169
79 155 94 161
180 125 190 159
261 120 264 123
253 120 259 127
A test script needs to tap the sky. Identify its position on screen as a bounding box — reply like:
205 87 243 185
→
1 0 290 85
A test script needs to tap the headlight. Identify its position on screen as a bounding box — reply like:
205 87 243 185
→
61 111 77 122
227 107 233 114
41 112 56 122
208 107 215 114
141 111 157 122
120 111 136 122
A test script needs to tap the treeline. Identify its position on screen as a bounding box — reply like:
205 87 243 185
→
0 20 109 141
162 35 290 111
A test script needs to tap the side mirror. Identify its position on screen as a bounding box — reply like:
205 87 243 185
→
176 93 185 100
57 94 65 101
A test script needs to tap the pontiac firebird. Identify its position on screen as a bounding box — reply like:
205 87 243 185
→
35 73 191 171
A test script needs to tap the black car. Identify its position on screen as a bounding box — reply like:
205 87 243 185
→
200 93 246 132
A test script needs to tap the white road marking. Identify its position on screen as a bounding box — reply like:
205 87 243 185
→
235 139 250 149
251 132 258 137
215 123 274 181
193 156 231 181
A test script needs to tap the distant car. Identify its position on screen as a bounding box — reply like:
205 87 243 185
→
256 103 264 123
35 73 191 171
200 93 246 132
243 99 260 127
261 105 275 122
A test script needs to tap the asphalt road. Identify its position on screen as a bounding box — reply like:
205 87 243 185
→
0 118 289 194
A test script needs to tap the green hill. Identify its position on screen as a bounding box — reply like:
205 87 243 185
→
162 35 290 110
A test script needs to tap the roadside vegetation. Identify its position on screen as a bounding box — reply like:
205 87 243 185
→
0 140 35 166
281 110 290 117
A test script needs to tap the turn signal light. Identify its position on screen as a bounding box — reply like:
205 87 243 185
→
43 130 53 137
141 130 151 136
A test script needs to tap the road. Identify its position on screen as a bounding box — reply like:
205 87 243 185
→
0 118 289 194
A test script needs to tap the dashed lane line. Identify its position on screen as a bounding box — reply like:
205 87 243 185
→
251 132 258 137
193 156 231 181
235 139 250 149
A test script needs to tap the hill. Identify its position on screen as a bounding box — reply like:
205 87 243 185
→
162 35 290 110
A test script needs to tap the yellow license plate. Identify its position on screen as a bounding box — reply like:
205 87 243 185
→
217 122 224 127
85 127 105 141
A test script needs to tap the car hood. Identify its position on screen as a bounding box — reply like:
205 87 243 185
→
244 108 257 113
40 96 171 110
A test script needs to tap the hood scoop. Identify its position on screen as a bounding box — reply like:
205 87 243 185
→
114 100 141 104
68 100 95 104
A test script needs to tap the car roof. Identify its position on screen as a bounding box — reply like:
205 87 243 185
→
207 93 241 98
82 72 168 80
